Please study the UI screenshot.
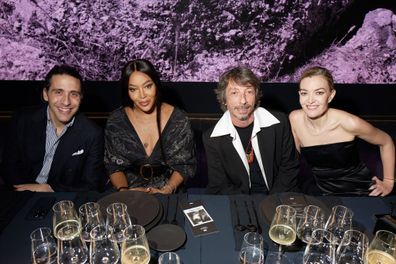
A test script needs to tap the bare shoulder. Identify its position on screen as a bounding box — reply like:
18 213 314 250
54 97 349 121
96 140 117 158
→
288 109 304 123
332 108 367 131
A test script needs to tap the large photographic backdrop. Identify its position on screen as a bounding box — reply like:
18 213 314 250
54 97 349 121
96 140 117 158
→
0 0 395 83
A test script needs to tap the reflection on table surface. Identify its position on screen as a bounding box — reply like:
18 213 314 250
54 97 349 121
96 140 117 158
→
0 190 393 264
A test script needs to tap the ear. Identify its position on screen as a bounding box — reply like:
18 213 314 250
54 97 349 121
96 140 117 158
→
42 88 49 102
328 89 336 103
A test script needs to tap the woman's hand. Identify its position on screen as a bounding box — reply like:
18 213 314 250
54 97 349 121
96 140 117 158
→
369 176 394 196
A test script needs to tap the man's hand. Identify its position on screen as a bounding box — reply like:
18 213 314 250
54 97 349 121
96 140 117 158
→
14 183 54 192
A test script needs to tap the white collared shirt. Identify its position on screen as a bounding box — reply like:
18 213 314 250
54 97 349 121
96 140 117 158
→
210 107 280 189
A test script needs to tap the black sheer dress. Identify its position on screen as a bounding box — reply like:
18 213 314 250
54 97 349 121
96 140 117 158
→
300 140 372 196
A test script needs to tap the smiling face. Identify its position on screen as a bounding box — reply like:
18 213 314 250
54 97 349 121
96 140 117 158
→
43 74 82 131
225 79 256 127
299 75 335 119
128 71 157 114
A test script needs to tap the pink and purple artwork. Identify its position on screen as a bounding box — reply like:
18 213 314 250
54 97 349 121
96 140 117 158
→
0 0 395 83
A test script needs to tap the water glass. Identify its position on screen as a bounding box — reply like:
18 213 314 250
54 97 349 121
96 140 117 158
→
90 225 120 264
57 235 88 264
336 229 368 264
106 203 132 243
53 200 81 241
325 205 353 245
303 229 335 264
158 252 181 264
79 202 105 242
31 227 57 264
239 232 264 264
121 225 150 264
297 205 325 243
366 230 396 264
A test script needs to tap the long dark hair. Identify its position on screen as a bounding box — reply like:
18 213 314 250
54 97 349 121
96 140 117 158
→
120 59 167 164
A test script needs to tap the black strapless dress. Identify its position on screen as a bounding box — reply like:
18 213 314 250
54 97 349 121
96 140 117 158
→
300 140 372 196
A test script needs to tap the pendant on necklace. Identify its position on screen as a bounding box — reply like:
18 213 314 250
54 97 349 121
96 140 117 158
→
246 150 254 164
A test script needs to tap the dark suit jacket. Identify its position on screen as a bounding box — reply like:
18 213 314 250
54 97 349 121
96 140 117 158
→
203 110 299 194
1 105 106 192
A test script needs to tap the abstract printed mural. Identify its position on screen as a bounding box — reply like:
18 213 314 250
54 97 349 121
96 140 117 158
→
0 0 395 83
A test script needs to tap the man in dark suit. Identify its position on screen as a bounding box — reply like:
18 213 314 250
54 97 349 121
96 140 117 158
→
1 65 105 192
203 66 299 194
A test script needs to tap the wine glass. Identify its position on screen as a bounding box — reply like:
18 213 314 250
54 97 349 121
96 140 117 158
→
90 225 120 264
121 225 150 264
297 205 325 243
57 235 88 264
303 229 335 264
366 230 396 264
31 227 57 264
106 203 132 243
269 205 297 245
158 252 181 264
239 232 264 264
79 202 105 243
53 200 82 241
325 205 353 245
336 229 368 264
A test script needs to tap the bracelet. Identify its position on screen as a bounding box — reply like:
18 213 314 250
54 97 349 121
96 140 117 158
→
117 186 129 191
383 178 395 181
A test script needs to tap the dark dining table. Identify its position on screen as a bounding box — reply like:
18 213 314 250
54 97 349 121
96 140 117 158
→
0 189 394 263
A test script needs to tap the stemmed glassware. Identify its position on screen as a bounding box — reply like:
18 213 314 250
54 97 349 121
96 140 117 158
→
121 225 150 264
79 202 105 243
31 227 57 264
366 230 396 264
239 232 264 264
268 205 297 263
90 225 120 264
52 200 82 241
303 229 335 264
336 229 368 264
297 205 325 244
325 205 353 245
158 252 181 264
106 203 132 243
57 235 89 264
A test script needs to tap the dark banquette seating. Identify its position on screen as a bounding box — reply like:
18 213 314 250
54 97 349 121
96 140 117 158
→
0 81 395 194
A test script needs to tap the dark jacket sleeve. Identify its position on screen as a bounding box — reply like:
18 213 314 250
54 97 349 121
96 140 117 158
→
269 112 300 193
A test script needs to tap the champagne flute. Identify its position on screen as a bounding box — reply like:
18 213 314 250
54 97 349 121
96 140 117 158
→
303 229 335 264
90 225 120 264
79 202 105 243
106 203 132 243
366 230 396 264
336 229 368 264
121 225 150 264
325 205 353 245
297 205 325 244
239 232 264 264
53 200 82 241
31 227 57 264
57 235 88 264
158 252 181 264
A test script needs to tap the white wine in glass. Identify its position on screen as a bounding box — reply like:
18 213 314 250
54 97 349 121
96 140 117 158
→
52 200 81 241
269 205 297 246
366 230 396 264
121 225 150 264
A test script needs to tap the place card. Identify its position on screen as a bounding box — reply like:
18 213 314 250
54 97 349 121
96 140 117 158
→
180 200 218 237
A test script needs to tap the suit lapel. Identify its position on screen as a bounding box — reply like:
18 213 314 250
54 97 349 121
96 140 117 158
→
257 127 275 189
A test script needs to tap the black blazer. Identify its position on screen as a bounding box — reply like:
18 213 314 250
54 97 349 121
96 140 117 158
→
203 110 299 194
1 105 106 191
